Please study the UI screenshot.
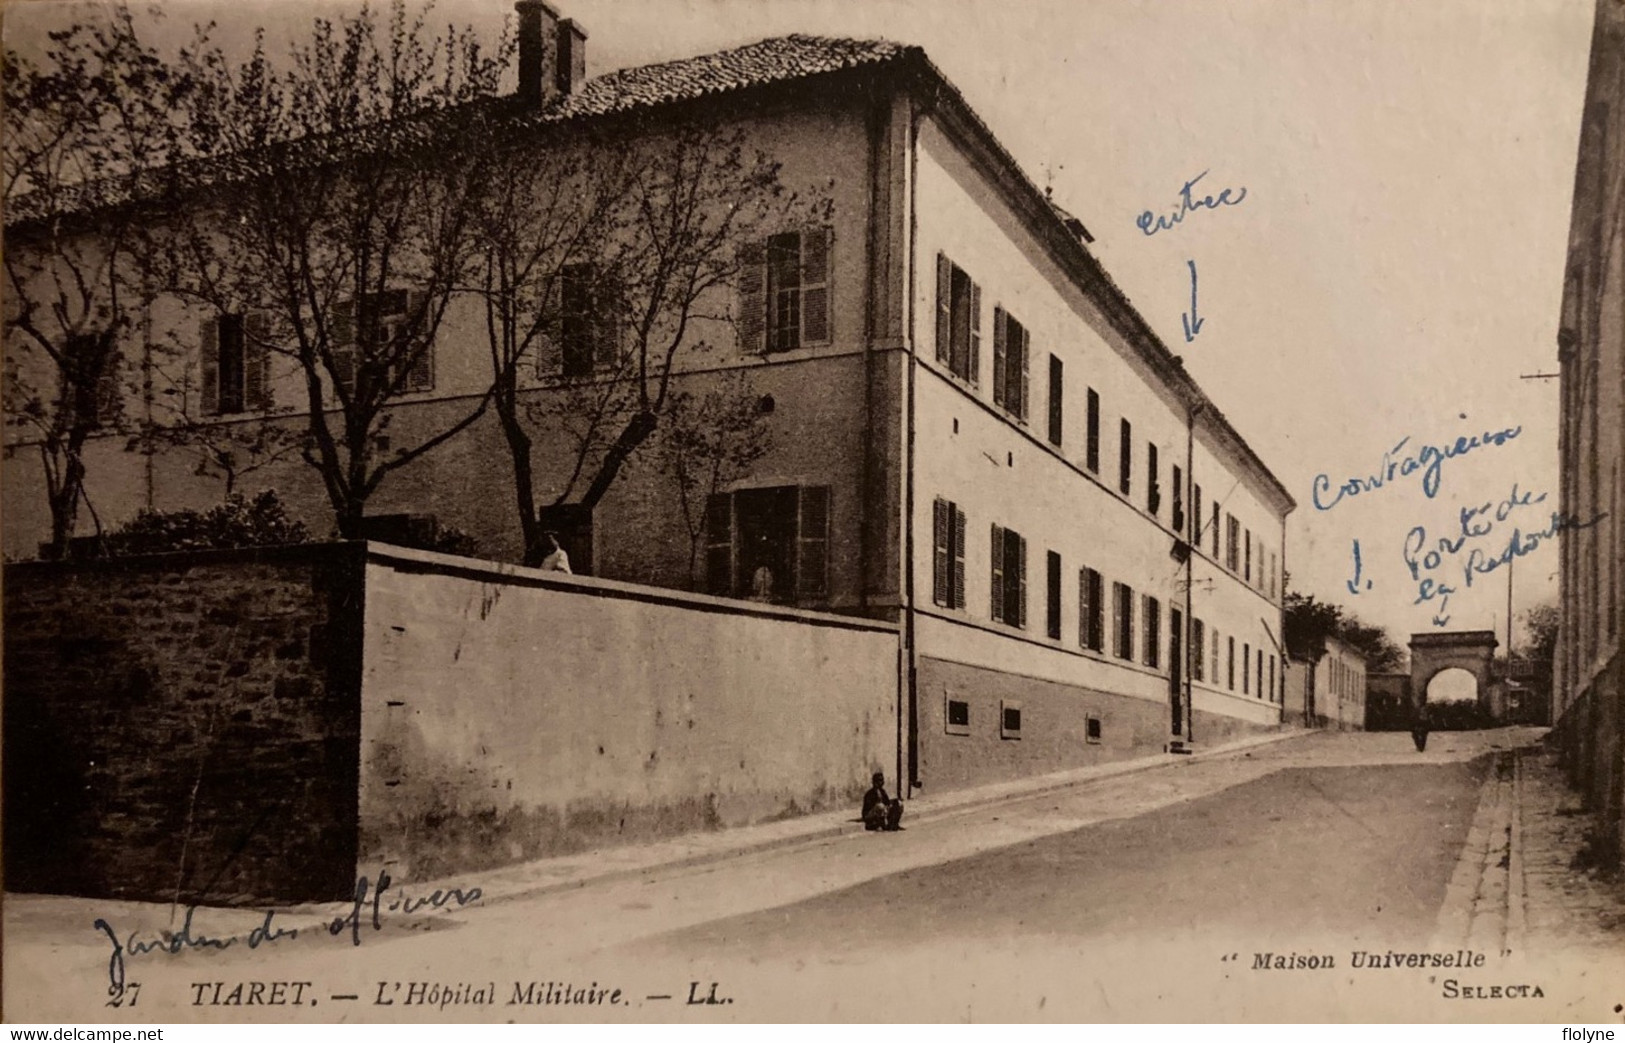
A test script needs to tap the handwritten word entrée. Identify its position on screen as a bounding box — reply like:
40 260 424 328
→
1312 424 1523 511
1136 171 1248 236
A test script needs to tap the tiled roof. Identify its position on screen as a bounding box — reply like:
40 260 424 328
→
539 35 916 122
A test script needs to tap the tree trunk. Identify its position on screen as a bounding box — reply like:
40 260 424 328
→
579 409 659 511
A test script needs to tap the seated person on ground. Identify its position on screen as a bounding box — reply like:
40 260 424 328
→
862 771 904 832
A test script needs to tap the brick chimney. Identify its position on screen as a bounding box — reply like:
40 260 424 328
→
515 0 585 106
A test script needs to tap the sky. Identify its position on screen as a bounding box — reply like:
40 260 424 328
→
4 0 1597 653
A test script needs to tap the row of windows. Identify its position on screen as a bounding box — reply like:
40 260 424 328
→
1191 617 1281 703
1330 656 1363 699
933 495 1279 701
202 290 439 416
944 693 1102 743
935 252 1279 601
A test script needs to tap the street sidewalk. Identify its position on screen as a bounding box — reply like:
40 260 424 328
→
3 727 1308 939
1430 731 1625 957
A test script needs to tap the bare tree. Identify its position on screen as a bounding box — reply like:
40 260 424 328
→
2 8 191 557
473 119 800 565
161 2 511 536
653 378 771 589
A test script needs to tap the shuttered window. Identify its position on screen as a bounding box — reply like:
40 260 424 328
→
1086 388 1100 473
935 254 981 384
329 290 432 397
1143 595 1160 669
704 486 830 601
740 228 832 354
1119 418 1133 495
1193 619 1206 681
1113 582 1134 660
1173 465 1185 533
200 312 272 415
1243 642 1251 694
990 523 1026 628
932 498 968 610
1078 566 1104 652
1147 443 1161 516
796 486 829 598
1192 484 1203 544
1047 355 1063 446
1046 550 1062 640
555 263 622 378
992 307 1029 419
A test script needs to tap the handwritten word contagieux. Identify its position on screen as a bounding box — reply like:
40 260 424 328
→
1136 170 1248 236
1312 423 1523 511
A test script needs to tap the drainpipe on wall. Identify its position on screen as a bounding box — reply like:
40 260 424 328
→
903 93 922 796
1184 403 1200 747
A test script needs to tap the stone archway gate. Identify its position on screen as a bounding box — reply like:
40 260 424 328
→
1408 630 1498 714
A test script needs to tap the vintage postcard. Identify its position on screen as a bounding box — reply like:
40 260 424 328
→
3 0 1623 1024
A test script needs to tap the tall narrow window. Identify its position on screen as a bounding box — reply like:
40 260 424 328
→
1192 484 1203 544
704 486 830 602
201 312 273 415
1192 619 1206 681
1211 502 1221 557
217 314 246 414
1257 648 1266 700
1147 443 1161 516
1046 550 1062 640
993 307 1029 420
990 524 1027 628
1047 355 1063 447
934 254 980 384
932 498 967 609
1079 566 1104 652
1227 636 1236 690
740 228 831 354
1143 595 1160 669
559 263 622 378
1243 642 1251 694
1086 389 1101 473
1211 627 1221 682
1114 582 1134 660
1226 514 1240 572
1119 419 1133 495
1172 465 1185 534
1244 527 1253 583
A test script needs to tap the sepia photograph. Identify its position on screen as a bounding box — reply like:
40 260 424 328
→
2 0 1623 1025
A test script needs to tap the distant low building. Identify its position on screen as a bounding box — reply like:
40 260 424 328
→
1282 635 1367 731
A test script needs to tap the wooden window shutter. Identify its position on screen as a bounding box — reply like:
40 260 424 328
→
538 276 564 378
1015 532 1027 629
796 485 830 597
705 493 733 596
405 290 434 392
244 312 272 410
932 498 949 607
1078 569 1089 648
992 306 1007 409
737 239 767 354
593 272 625 372
967 280 981 387
990 523 1004 622
330 299 356 396
952 505 967 609
199 315 220 415
935 253 952 364
1017 324 1030 420
800 228 831 345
